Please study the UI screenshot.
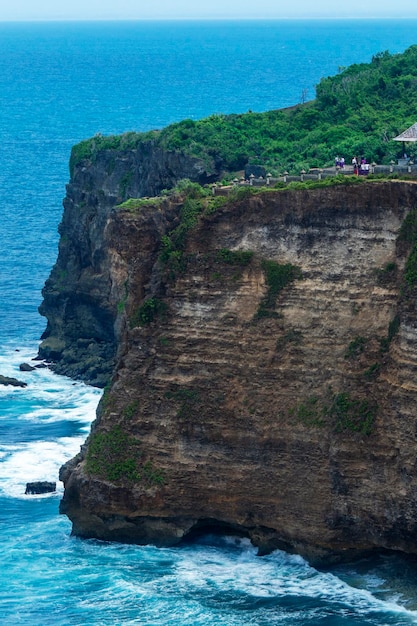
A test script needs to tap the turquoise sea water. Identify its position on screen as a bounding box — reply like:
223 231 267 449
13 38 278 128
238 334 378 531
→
1 19 417 625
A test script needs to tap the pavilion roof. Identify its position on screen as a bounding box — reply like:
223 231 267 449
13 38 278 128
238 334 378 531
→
393 123 417 142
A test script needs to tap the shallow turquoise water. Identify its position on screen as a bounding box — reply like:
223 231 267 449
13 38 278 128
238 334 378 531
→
1 20 417 625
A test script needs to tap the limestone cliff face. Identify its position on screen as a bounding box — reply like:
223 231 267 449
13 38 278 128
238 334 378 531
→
38 143 217 386
46 173 417 563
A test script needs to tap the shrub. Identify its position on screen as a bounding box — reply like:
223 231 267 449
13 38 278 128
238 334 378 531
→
376 261 397 285
130 298 168 327
173 179 208 198
405 245 417 286
158 193 206 277
380 314 400 353
345 336 366 359
86 425 164 485
398 210 417 244
363 362 381 380
330 392 376 436
276 329 303 350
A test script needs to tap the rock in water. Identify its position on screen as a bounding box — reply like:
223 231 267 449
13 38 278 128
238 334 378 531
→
25 481 56 495
0 375 27 387
19 362 36 372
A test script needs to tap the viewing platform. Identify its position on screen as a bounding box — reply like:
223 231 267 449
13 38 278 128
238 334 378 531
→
212 161 417 194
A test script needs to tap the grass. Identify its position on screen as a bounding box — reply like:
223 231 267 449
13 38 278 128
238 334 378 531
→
288 396 325 427
363 362 381 380
276 329 303 350
86 425 164 485
85 426 141 482
376 261 397 285
123 400 139 420
290 391 377 435
116 197 163 212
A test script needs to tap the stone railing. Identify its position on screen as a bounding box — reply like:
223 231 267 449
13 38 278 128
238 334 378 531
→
212 162 417 194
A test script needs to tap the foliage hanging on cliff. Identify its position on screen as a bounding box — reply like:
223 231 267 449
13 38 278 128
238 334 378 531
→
217 249 254 266
159 181 211 276
130 297 168 327
86 426 141 482
165 388 200 421
257 261 302 318
330 392 376 436
397 210 417 288
290 392 377 436
86 426 164 485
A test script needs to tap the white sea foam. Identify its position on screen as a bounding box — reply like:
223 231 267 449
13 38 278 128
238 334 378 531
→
0 438 83 498
70 538 417 625
1 343 417 622
0 341 41 374
168 541 417 623
0 341 101 499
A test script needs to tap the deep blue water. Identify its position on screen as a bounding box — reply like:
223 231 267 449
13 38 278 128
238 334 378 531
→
1 19 417 625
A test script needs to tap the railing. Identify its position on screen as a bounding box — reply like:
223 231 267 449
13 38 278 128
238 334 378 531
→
212 163 417 194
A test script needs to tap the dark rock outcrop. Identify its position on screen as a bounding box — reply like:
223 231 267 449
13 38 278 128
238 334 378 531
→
0 375 27 387
19 363 35 372
47 169 417 563
25 481 56 495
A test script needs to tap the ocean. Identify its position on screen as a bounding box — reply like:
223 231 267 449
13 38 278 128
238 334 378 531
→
1 19 417 625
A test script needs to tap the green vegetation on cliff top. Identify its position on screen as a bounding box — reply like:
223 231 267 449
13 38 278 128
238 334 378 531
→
71 45 417 175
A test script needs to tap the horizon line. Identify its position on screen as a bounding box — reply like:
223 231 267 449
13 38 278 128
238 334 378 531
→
1 16 417 23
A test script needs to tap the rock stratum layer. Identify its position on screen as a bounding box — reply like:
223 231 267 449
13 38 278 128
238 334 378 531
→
40 151 417 563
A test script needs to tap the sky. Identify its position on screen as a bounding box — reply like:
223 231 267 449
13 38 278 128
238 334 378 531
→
1 0 416 21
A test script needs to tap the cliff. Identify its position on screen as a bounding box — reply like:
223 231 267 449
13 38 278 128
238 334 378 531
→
38 142 219 386
40 155 417 564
